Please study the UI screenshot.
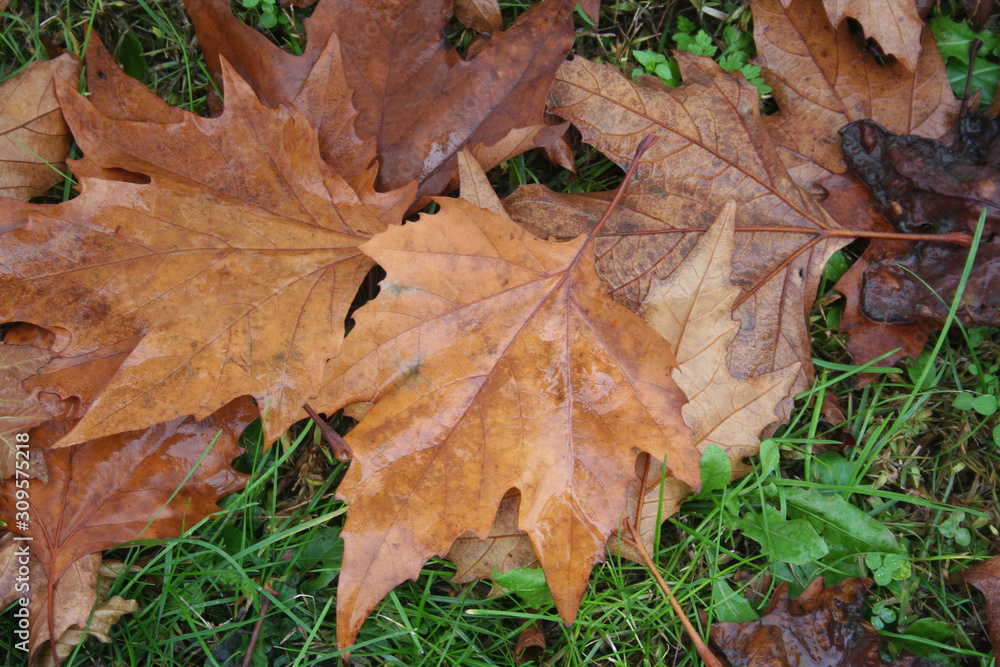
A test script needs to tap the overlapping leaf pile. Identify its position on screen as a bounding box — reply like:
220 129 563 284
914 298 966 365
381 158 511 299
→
0 0 996 661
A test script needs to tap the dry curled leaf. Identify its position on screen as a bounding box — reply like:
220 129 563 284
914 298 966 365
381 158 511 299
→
956 556 1000 653
0 62 400 446
0 55 81 204
711 577 942 666
454 0 504 32
316 190 700 648
186 0 573 199
506 55 846 392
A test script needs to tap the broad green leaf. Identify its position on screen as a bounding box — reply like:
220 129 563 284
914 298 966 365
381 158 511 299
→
493 567 554 608
712 579 758 623
700 443 732 494
737 505 828 565
758 439 778 478
777 488 900 557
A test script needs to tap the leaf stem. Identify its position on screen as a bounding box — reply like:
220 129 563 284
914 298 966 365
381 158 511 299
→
623 518 725 667
588 134 659 242
302 404 353 462
242 585 275 667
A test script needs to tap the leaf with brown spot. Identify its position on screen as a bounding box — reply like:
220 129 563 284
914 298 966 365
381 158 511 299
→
0 341 52 479
185 0 574 200
711 577 942 666
315 193 700 648
83 34 184 125
956 556 1000 653
0 55 81 204
0 62 403 446
505 55 846 393
816 0 924 71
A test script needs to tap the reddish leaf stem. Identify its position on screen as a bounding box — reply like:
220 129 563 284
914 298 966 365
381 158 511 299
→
242 585 275 667
303 403 353 462
588 134 659 241
624 519 724 667
49 571 60 667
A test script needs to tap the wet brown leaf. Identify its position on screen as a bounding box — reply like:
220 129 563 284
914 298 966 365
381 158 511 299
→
0 55 81 203
711 577 942 666
0 62 401 446
316 183 700 648
956 556 1000 652
505 55 845 392
185 0 573 199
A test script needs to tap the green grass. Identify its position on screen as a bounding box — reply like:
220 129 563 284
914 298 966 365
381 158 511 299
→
2 0 999 665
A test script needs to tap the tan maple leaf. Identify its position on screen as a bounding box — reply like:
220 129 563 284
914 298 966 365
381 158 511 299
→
185 0 574 199
454 0 504 32
315 190 700 648
0 539 139 665
505 55 848 393
0 61 409 446
623 202 799 559
0 55 81 204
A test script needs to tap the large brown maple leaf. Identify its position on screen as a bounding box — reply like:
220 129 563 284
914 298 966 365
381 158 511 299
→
185 0 574 199
314 184 700 648
505 55 847 392
0 61 409 446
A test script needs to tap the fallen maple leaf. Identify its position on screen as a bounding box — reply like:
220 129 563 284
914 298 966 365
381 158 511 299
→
505 55 848 392
315 160 701 647
0 55 81 204
0 396 254 660
815 0 924 71
711 577 941 666
0 61 405 446
0 539 139 666
622 203 800 559
957 556 1000 653
185 0 574 199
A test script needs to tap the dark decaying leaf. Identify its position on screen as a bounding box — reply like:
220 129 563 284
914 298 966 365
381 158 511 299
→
836 117 999 365
956 556 1000 653
710 578 942 667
